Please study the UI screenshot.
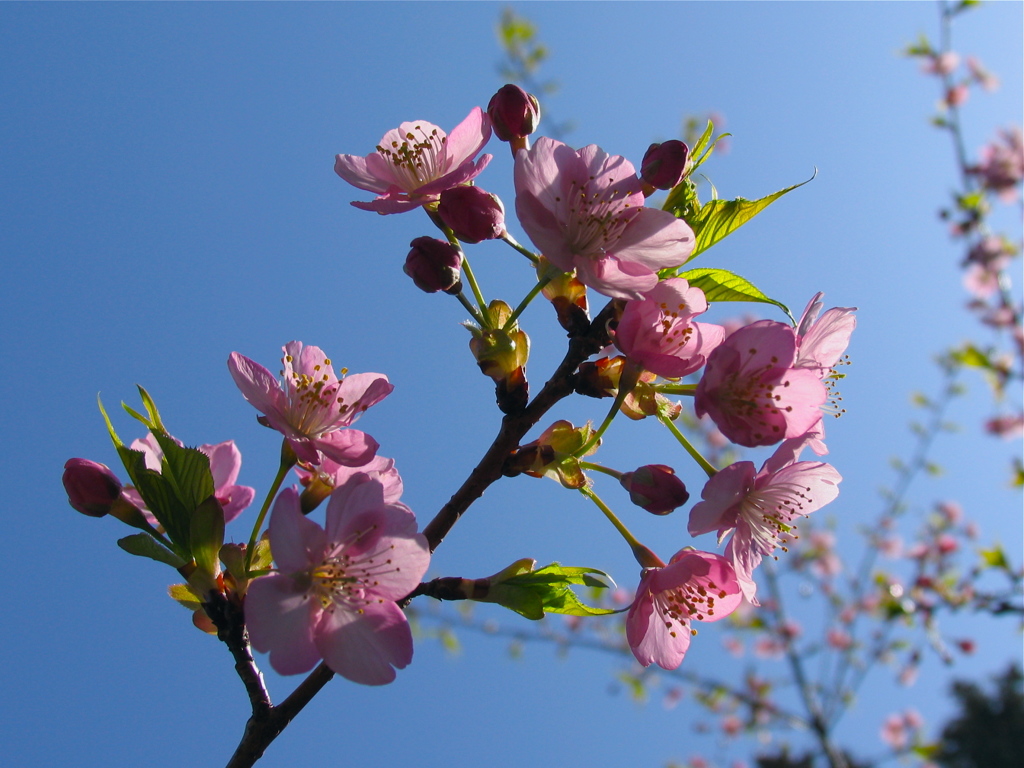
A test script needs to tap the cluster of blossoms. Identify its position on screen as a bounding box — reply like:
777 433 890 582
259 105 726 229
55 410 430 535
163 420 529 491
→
332 85 856 670
63 81 857 767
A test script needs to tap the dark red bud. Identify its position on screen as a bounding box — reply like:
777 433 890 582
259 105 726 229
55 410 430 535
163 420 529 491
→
404 236 463 294
437 186 506 244
63 458 123 517
620 464 690 515
487 84 541 142
640 140 690 190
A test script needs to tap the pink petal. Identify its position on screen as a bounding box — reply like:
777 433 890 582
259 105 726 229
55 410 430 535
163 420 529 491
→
200 440 242 488
228 352 285 420
268 488 326 574
797 307 857 373
245 574 322 675
314 429 379 467
613 208 696 270
441 107 491 167
335 372 394 426
575 254 658 301
688 461 756 537
315 601 414 685
333 153 394 194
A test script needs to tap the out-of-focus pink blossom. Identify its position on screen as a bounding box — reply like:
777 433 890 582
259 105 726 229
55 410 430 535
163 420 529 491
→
922 51 960 76
878 535 904 559
228 342 392 468
753 636 785 659
613 279 725 378
936 533 959 554
122 433 255 524
723 636 744 657
966 56 1000 91
955 638 976 654
944 84 970 108
514 137 695 300
721 714 743 737
627 549 742 670
969 127 1024 202
937 500 963 524
695 320 827 448
827 627 853 650
965 235 1014 267
963 263 1002 299
985 413 1024 439
245 477 430 684
688 435 842 603
334 108 492 214
881 713 909 750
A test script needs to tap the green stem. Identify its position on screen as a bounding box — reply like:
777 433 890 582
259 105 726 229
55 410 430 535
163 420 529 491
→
579 486 663 568
503 275 553 331
659 411 717 478
579 461 624 481
655 383 697 396
575 363 641 457
460 255 490 324
244 440 297 573
456 291 486 326
500 232 540 264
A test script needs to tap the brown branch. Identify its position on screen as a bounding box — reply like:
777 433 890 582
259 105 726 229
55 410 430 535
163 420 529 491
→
422 299 617 552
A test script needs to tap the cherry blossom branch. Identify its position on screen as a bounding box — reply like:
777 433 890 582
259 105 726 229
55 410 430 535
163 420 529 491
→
421 300 617 552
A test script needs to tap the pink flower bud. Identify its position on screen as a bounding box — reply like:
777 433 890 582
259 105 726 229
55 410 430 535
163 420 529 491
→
437 186 506 244
404 236 462 294
63 458 123 517
620 464 690 514
487 84 541 142
640 140 689 189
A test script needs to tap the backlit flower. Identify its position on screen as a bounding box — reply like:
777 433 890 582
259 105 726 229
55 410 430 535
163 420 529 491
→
514 137 695 300
695 320 827 447
334 108 492 214
245 477 430 684
688 435 842 603
627 549 742 670
228 341 392 468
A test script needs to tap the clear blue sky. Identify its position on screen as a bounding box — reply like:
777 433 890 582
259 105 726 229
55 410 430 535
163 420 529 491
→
2 3 1020 767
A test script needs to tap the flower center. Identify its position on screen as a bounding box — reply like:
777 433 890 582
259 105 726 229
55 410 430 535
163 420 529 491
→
308 526 402 614
742 480 816 555
376 124 448 191
556 175 636 257
280 354 358 437
657 578 729 639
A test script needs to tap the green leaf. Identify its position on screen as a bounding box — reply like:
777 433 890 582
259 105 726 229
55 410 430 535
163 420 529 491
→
117 533 186 568
673 267 795 323
190 496 225 579
168 583 203 612
979 545 1010 571
485 562 618 620
680 173 815 261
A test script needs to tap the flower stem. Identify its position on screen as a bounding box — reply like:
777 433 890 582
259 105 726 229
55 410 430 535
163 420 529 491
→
574 362 641 457
659 411 717 478
654 383 697 396
579 486 663 568
456 291 486 326
460 254 490 324
579 461 624 481
500 232 540 264
503 274 552 331
244 440 297 573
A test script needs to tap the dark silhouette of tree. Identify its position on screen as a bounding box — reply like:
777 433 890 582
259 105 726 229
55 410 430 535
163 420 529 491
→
936 664 1024 768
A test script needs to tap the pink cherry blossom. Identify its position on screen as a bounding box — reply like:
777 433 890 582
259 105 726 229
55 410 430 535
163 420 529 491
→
626 549 742 670
688 435 842 604
122 433 255 524
295 453 403 513
245 476 430 684
613 278 725 378
514 137 696 300
695 320 827 447
228 341 392 468
334 108 492 214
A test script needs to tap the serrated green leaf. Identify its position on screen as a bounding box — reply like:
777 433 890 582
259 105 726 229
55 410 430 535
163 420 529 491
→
485 562 617 620
118 533 186 568
190 496 225 579
168 583 203 611
679 173 815 261
673 267 795 323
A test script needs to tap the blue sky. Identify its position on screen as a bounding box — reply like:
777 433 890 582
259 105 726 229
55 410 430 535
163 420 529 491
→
2 3 1021 767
